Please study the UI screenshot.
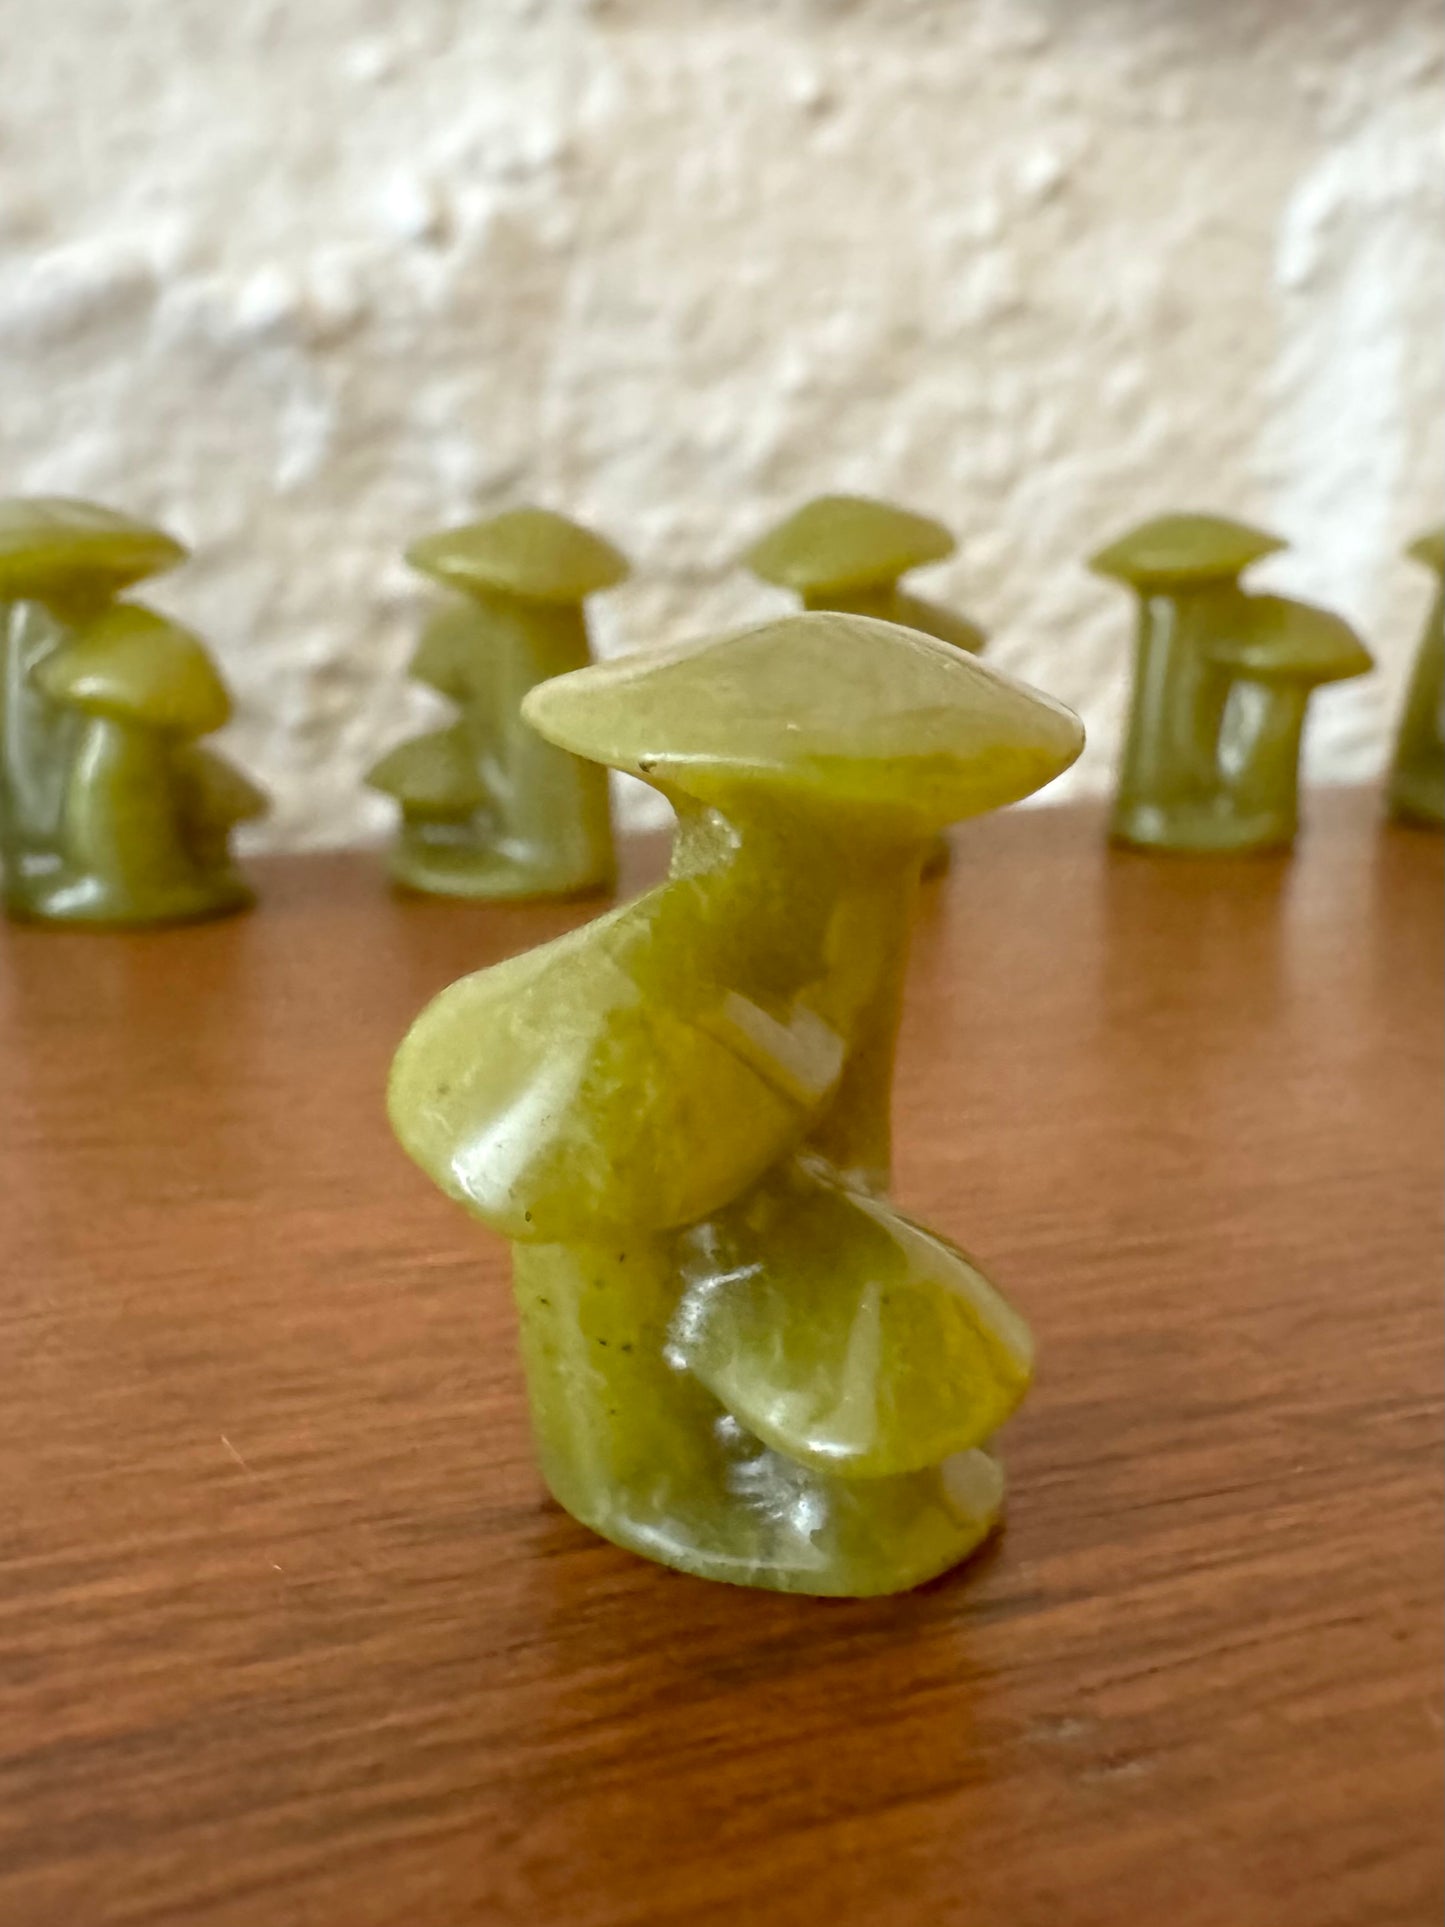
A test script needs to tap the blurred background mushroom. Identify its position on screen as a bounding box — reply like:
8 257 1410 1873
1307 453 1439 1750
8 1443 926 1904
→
365 507 629 901
0 497 185 918
1387 529 1444 828
1207 595 1373 851
33 601 265 924
1089 513 1287 851
744 494 988 873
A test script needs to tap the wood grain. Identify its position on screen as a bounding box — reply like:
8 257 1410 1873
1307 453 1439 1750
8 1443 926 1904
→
0 791 1439 1927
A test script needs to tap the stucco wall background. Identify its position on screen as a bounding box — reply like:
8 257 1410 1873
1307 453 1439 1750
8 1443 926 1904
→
1 0 1441 846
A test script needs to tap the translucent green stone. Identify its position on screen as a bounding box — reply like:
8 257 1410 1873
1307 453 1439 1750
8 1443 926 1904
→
367 508 628 901
389 612 1083 1595
0 497 265 926
1092 513 1372 853
744 495 988 875
1387 530 1444 829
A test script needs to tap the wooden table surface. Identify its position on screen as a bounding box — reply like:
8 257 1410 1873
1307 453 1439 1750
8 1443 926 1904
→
0 790 1440 1927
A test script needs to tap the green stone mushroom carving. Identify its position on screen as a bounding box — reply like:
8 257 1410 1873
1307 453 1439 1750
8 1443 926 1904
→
1091 512 1371 853
35 605 264 924
1387 529 1444 829
744 494 989 876
1205 596 1372 852
388 611 1084 1596
367 507 629 900
0 496 265 925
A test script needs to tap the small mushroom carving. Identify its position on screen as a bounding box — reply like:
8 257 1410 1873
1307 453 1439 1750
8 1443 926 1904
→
366 507 629 900
0 496 186 918
387 611 1084 1596
1091 511 1370 852
1387 529 1444 829
744 494 988 873
1206 596 1373 851
1090 512 1284 850
34 603 265 924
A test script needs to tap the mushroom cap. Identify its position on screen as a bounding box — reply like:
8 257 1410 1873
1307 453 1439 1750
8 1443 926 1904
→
1407 527 1445 578
524 611 1083 831
35 603 233 737
1089 513 1284 589
743 494 955 595
1205 594 1373 686
176 743 269 828
365 727 490 815
406 508 629 604
0 496 186 603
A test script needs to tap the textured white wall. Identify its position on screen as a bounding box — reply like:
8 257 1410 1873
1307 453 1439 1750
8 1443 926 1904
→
2 0 1441 846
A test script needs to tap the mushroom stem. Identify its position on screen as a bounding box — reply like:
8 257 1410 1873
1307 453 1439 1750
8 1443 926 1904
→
1217 677 1309 843
666 791 921 1190
60 715 192 898
504 792 965 1589
482 590 613 889
802 582 985 654
801 582 898 620
0 599 80 876
804 887 913 1187
1117 584 1238 827
1388 576 1444 827
412 603 502 781
891 590 987 656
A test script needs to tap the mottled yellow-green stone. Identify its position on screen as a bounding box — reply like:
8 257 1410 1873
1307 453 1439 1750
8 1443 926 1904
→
1387 529 1444 829
0 497 264 926
1091 512 1371 853
744 495 987 875
367 507 628 901
389 612 1083 1595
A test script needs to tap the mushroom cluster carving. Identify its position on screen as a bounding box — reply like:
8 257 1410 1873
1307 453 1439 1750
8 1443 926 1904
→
366 507 629 901
0 497 265 925
1091 513 1372 853
388 610 1084 1595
